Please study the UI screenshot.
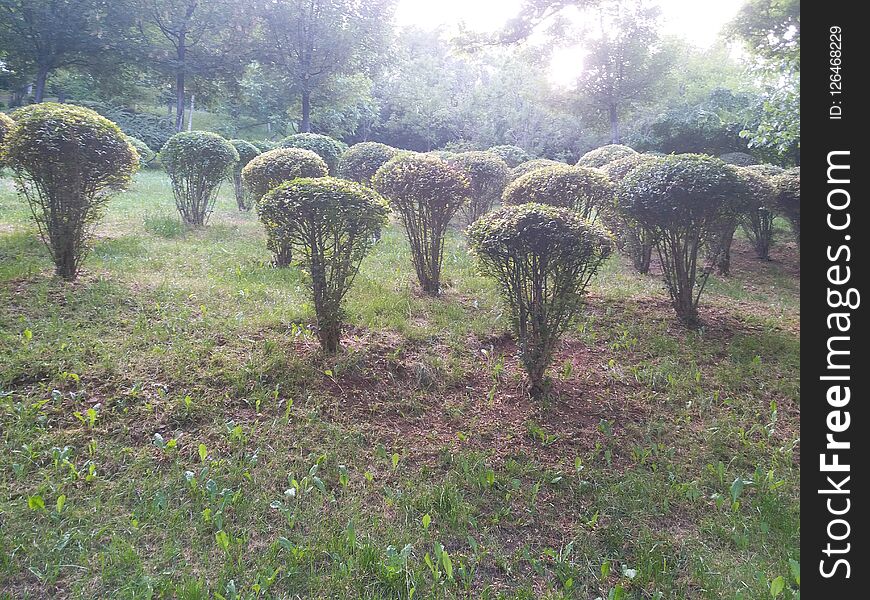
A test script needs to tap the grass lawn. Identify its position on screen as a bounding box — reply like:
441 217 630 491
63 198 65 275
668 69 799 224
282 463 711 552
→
0 171 800 599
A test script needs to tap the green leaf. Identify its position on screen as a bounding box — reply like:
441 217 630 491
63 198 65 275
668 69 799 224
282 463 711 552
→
215 530 230 551
600 559 611 579
441 549 453 581
770 576 785 597
56 494 66 514
422 513 431 530
28 495 45 511
788 558 800 585
198 443 208 463
391 453 400 469
730 477 745 504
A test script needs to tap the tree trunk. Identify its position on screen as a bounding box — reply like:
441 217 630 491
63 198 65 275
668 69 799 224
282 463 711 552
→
716 225 736 276
34 66 50 103
300 90 311 133
58 88 66 103
187 94 195 132
609 103 620 144
175 31 187 132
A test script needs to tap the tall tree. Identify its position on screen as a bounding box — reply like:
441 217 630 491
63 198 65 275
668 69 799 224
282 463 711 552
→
136 0 246 131
0 0 119 102
727 0 800 163
570 0 673 144
254 0 395 133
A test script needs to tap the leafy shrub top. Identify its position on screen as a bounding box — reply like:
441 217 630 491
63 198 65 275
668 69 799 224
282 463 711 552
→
242 148 329 202
742 164 785 179
373 153 470 212
229 139 261 169
502 164 612 220
598 154 662 183
487 145 531 168
469 203 613 265
0 112 14 146
252 140 277 153
160 131 238 182
576 144 638 169
339 142 400 184
126 135 155 168
429 150 457 161
733 166 776 210
618 154 750 230
258 177 389 245
775 167 800 224
718 152 759 166
509 158 564 182
2 102 138 192
448 151 510 197
279 133 345 174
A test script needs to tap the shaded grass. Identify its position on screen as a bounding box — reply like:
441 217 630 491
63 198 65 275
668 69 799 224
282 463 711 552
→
1 171 800 599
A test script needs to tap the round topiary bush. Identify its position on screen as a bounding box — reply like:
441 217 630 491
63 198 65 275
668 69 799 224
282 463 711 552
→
243 148 330 266
1 103 138 280
125 135 155 169
576 144 638 169
775 167 800 244
733 166 778 260
468 203 613 398
258 177 388 352
373 153 470 295
508 159 563 182
428 150 457 161
487 145 531 168
449 151 510 225
229 139 261 211
600 154 663 274
160 131 238 226
279 133 345 175
718 152 759 166
742 164 785 179
252 140 277 153
618 154 752 326
0 112 15 170
338 142 399 184
502 165 612 223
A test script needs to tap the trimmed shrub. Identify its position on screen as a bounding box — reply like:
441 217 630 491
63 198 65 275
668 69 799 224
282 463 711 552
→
619 154 751 326
487 145 531 168
600 154 663 273
509 158 563 182
1 103 138 280
576 144 637 169
708 163 774 277
160 131 238 226
469 204 613 398
742 164 785 179
279 133 345 175
252 140 277 153
339 142 399 184
740 164 784 259
429 150 457 161
0 112 14 169
258 178 388 352
718 152 759 166
373 154 470 295
126 135 156 169
229 139 261 211
449 151 510 225
775 167 800 244
243 148 329 266
502 165 612 223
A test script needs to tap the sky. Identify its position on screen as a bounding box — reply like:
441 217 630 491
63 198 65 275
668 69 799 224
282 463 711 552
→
395 0 747 86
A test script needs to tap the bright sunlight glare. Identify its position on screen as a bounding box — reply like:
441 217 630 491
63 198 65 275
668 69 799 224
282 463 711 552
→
395 0 747 87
